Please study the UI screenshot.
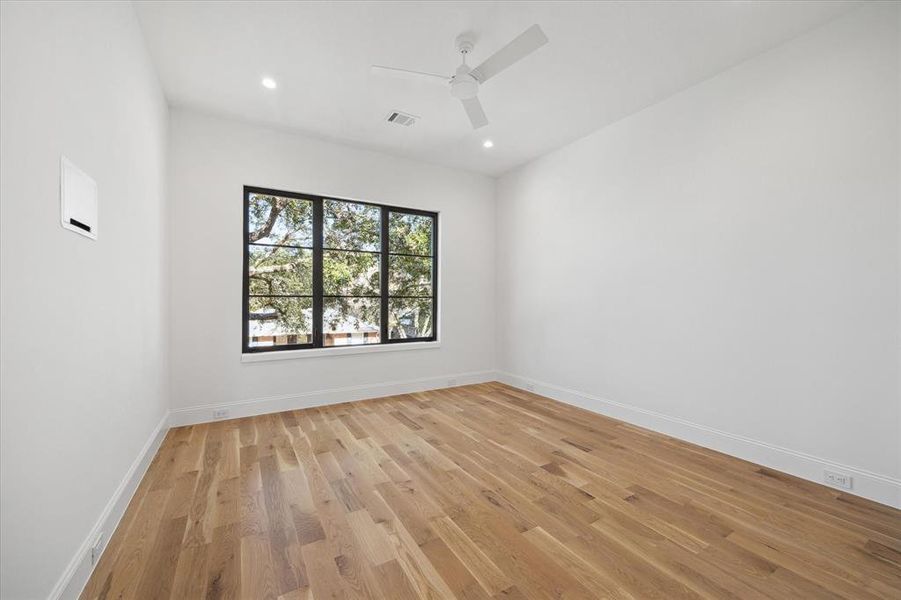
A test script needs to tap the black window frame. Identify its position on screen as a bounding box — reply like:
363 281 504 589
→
243 185 438 353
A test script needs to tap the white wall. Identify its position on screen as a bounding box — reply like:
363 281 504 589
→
496 3 900 506
167 109 495 420
0 2 169 598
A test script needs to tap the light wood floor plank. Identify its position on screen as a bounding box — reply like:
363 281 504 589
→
81 382 901 599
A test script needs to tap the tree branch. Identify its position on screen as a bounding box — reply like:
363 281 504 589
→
249 311 280 321
249 262 298 275
249 197 286 242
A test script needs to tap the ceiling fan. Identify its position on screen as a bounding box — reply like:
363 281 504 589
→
371 25 549 130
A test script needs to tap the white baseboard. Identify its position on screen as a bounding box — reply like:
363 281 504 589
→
50 410 171 600
169 370 496 427
496 371 901 510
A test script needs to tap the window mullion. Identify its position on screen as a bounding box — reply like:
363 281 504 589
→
431 214 438 341
380 206 389 343
312 198 324 348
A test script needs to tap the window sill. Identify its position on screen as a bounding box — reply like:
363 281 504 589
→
241 341 440 363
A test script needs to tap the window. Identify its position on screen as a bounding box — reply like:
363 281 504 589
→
243 186 437 353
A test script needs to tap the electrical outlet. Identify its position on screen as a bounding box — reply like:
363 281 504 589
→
823 470 852 490
90 532 105 565
525 383 535 392
447 379 457 387
212 408 230 420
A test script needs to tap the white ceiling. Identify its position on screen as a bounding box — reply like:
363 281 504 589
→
135 1 860 176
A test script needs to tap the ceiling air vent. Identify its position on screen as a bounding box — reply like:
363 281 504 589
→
385 110 418 127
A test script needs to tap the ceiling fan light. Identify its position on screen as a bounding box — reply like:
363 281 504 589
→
450 76 479 100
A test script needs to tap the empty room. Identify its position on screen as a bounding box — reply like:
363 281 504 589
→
1 1 900 598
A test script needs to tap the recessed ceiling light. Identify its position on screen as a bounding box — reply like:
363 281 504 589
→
261 77 277 89
483 139 494 148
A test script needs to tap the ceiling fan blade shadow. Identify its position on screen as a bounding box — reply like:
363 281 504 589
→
469 24 548 83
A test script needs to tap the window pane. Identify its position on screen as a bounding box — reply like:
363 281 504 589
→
248 246 312 296
324 250 380 296
248 296 313 347
388 255 432 296
388 297 433 339
389 212 433 255
324 199 380 251
323 297 380 346
248 193 313 247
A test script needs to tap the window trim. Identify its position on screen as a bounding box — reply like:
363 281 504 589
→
242 185 438 354
241 340 441 362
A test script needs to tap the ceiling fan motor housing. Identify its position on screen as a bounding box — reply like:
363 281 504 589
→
451 65 479 99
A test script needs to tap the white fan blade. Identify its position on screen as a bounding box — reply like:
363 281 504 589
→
469 24 548 83
461 96 489 129
371 65 450 85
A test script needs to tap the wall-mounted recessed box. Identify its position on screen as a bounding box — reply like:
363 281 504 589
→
60 156 97 240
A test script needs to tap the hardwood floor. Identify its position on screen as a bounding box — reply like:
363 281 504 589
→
81 382 901 599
